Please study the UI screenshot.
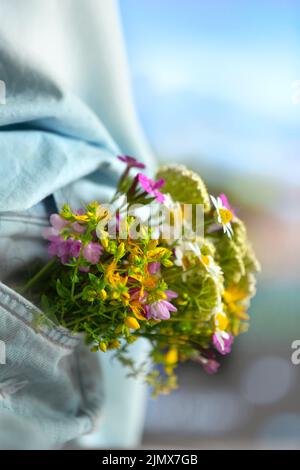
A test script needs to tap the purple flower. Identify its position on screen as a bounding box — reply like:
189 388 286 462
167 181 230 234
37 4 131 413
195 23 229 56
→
202 358 220 374
68 239 82 258
50 213 69 231
72 222 86 233
118 155 146 169
148 262 161 274
79 265 90 273
213 331 234 355
147 300 177 320
137 173 165 203
165 290 178 300
42 227 61 242
47 236 64 256
48 237 82 264
83 242 103 264
42 213 69 241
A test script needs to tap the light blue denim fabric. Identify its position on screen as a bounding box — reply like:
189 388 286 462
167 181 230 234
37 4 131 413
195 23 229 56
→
0 39 153 448
0 281 103 449
0 37 123 213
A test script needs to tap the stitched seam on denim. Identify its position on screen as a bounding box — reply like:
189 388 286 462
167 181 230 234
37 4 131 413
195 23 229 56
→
0 284 79 349
0 300 78 350
2 292 77 343
0 283 77 341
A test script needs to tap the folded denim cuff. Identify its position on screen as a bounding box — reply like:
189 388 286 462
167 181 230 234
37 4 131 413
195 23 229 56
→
0 282 80 349
0 282 103 449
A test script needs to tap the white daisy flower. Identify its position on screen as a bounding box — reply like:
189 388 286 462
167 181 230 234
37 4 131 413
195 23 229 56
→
210 195 234 238
201 254 223 281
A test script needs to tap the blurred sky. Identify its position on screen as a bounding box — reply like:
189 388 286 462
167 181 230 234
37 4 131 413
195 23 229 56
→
120 0 300 196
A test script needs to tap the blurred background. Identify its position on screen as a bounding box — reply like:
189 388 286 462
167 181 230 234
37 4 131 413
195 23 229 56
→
119 0 300 449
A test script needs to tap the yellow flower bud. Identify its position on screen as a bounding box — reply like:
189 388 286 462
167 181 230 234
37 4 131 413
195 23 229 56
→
165 348 178 365
101 237 109 249
100 289 107 300
115 325 124 334
87 290 97 302
125 316 140 330
99 342 107 352
108 340 121 350
177 298 188 306
117 242 126 258
162 259 173 268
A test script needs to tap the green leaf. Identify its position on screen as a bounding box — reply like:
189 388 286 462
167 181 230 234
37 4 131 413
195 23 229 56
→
88 273 98 283
56 279 70 299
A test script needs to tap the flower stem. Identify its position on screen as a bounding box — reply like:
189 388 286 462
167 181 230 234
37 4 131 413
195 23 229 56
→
71 266 78 301
21 258 57 294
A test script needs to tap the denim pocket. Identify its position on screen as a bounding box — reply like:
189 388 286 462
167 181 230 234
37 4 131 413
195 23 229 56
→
0 281 103 449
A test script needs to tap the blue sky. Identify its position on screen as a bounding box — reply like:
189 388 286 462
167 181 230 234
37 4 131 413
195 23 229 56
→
120 0 300 194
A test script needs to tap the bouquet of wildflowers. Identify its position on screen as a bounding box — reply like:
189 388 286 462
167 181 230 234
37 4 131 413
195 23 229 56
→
23 156 260 395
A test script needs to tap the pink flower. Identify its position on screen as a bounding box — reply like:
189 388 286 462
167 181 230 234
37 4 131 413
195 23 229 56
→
202 358 220 374
137 173 165 203
219 193 236 216
118 155 146 169
194 352 220 374
213 331 234 355
83 242 103 264
146 300 177 320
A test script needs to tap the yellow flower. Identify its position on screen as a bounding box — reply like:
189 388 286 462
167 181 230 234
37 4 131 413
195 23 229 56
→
229 303 250 320
147 247 170 261
130 301 147 321
223 285 249 320
105 261 118 285
107 340 121 350
223 285 247 304
148 239 159 250
165 348 178 376
74 214 89 222
125 316 140 330
215 311 229 331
